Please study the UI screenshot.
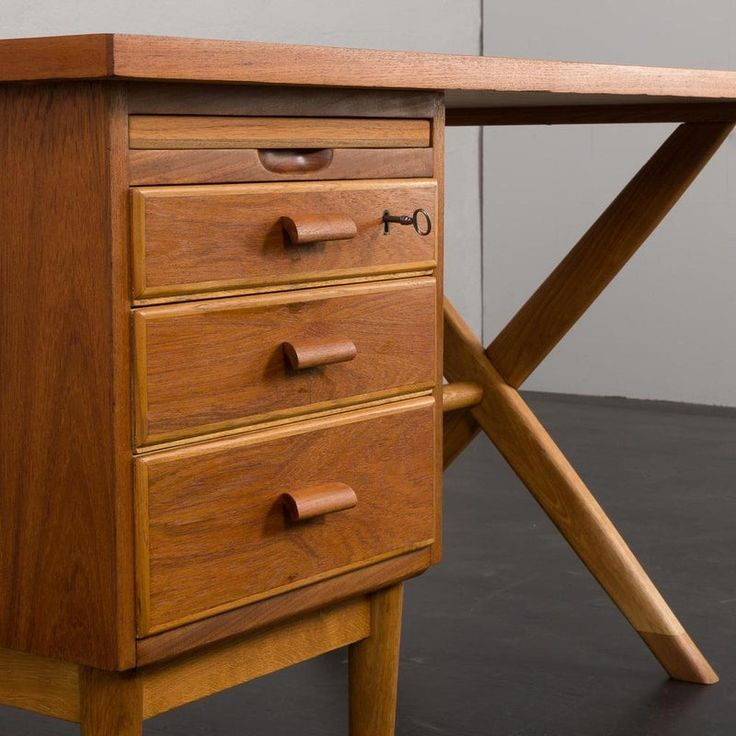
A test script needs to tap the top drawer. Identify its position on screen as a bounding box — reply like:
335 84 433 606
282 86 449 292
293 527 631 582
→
132 179 437 300
128 116 431 149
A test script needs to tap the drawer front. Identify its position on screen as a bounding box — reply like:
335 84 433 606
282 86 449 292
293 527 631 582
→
136 398 436 634
131 179 437 299
128 147 434 186
128 116 431 149
134 279 436 446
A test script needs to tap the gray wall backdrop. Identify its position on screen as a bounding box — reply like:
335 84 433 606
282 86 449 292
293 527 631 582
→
3 1 733 405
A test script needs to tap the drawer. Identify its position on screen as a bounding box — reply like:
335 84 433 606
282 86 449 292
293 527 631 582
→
133 278 437 446
136 397 436 635
128 147 434 185
128 116 431 149
131 179 437 300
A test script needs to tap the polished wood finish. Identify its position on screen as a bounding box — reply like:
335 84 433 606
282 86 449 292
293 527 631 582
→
142 598 369 717
79 668 143 736
128 146 434 185
0 34 112 81
0 648 80 721
2 30 725 736
283 336 358 371
0 82 134 670
349 584 404 736
8 35 736 112
135 549 431 665
129 115 430 149
442 382 483 412
488 122 734 389
131 179 437 299
283 482 359 522
639 631 721 685
136 398 436 634
134 279 436 446
282 213 358 245
444 299 718 684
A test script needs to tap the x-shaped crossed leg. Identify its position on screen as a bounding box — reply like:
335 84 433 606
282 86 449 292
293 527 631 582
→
442 120 734 684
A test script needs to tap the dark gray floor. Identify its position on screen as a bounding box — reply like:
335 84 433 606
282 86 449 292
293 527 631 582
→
2 393 734 735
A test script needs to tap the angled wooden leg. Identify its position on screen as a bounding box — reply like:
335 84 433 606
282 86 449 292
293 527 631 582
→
79 667 143 736
444 300 718 684
349 584 404 736
488 121 734 388
446 121 735 466
443 409 480 468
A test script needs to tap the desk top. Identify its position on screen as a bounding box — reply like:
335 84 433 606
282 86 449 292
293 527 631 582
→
4 34 736 118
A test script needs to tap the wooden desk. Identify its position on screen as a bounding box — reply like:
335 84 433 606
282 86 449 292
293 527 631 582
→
0 34 731 734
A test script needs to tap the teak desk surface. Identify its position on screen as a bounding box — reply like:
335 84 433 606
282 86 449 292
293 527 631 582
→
0 33 730 735
6 32 736 109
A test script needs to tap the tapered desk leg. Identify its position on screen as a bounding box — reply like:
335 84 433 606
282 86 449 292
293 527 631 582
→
80 668 143 736
349 583 404 736
444 300 718 684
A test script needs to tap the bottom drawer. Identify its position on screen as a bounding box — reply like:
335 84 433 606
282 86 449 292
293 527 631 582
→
136 397 436 635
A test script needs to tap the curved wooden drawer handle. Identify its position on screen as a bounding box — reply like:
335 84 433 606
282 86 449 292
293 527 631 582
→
283 336 357 370
282 482 358 522
281 214 358 244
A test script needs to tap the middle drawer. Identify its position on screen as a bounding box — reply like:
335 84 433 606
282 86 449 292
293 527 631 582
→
133 278 436 447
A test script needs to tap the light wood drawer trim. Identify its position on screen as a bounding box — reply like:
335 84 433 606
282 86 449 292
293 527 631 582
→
133 278 436 447
129 115 431 149
132 179 437 300
135 397 436 634
128 147 434 185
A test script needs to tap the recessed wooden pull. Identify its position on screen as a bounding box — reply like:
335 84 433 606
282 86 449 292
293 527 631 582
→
258 148 334 174
283 336 357 370
282 482 358 522
281 214 358 244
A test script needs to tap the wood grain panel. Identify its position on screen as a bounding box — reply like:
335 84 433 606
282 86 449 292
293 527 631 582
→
128 147 434 185
129 116 430 149
134 278 436 446
131 179 437 299
0 648 80 721
142 598 370 717
135 549 431 665
6 35 736 109
0 34 111 81
0 83 134 670
112 34 736 98
136 398 436 634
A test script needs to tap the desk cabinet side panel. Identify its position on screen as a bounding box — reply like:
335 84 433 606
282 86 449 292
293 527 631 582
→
0 82 134 669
